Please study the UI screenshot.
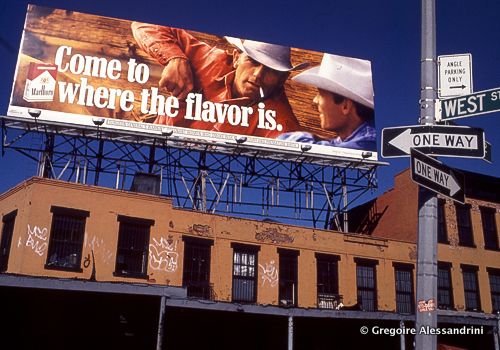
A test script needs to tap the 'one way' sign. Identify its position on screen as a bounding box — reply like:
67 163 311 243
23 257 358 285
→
381 125 485 158
410 149 465 203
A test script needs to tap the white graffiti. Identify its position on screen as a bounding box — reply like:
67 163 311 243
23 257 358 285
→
259 260 278 287
26 225 48 256
149 237 178 272
84 235 113 265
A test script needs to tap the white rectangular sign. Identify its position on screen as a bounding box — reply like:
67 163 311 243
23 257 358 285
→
438 54 473 98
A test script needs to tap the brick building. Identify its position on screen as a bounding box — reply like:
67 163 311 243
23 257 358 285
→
0 171 499 349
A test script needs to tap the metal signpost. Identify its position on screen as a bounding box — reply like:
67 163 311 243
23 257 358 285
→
410 149 465 203
382 125 485 158
438 54 472 98
382 2 495 349
415 0 438 349
438 87 500 121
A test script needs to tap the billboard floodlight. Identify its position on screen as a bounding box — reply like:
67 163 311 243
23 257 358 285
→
161 128 174 137
235 136 247 144
92 117 105 126
300 144 312 152
28 109 41 119
362 151 373 159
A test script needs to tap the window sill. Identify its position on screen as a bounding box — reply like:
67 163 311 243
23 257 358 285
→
465 308 483 313
458 244 476 248
232 299 257 304
113 271 148 279
437 306 456 311
484 246 500 252
44 264 83 273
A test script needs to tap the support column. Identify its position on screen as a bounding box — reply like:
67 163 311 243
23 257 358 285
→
148 144 156 173
400 320 406 350
156 296 167 350
494 318 500 350
342 172 348 233
41 134 55 178
94 139 104 186
288 315 294 350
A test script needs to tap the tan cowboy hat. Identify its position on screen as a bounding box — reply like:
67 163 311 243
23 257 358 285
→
292 53 374 108
225 36 309 72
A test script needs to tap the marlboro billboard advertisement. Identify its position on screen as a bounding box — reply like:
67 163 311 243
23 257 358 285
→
8 5 378 161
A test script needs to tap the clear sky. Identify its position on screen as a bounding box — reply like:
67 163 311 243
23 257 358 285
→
0 0 499 198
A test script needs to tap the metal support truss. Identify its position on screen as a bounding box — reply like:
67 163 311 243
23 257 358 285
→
2 117 381 229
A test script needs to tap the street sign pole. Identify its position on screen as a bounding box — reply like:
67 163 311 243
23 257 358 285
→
416 0 438 349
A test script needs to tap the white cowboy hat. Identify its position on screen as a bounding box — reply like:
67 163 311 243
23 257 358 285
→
292 53 374 109
225 36 309 72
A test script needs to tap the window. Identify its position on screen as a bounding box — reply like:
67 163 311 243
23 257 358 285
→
487 268 500 313
316 253 341 309
481 207 498 250
437 199 448 244
278 249 299 307
46 207 89 271
461 265 481 311
437 262 454 310
355 258 378 311
232 243 259 303
394 263 414 314
0 210 17 272
455 204 474 247
182 237 213 299
114 216 153 278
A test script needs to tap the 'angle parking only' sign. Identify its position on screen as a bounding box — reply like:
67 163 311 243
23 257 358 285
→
438 54 473 98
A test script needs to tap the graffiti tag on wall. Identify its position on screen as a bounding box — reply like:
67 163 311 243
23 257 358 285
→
188 224 212 237
85 235 113 266
149 236 179 272
26 225 48 256
255 228 294 244
259 260 278 287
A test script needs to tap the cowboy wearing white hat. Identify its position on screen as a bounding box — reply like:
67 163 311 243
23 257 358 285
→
224 37 309 73
278 53 376 152
131 22 308 138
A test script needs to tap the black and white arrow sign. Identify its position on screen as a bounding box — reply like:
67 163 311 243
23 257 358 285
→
410 149 465 203
382 125 485 158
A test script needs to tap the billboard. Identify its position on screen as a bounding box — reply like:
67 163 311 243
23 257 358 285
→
8 5 378 161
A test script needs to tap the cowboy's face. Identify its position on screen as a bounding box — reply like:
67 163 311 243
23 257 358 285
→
314 89 349 133
232 52 288 101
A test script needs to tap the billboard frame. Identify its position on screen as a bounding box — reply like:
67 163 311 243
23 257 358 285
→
1 115 382 229
3 112 386 169
8 5 380 165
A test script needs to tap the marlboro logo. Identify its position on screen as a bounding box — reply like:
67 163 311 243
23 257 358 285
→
23 63 57 102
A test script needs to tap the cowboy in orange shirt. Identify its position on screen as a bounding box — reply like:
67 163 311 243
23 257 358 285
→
131 22 308 138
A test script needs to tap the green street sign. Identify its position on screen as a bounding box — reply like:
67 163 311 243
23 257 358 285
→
438 87 500 121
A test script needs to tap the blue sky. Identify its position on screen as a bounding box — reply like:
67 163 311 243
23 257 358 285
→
0 0 499 197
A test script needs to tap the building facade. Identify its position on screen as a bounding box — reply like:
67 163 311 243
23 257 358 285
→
0 173 499 349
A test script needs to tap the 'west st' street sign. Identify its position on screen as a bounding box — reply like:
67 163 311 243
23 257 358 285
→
438 54 473 98
438 87 500 121
381 125 485 158
410 149 465 203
